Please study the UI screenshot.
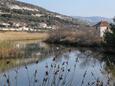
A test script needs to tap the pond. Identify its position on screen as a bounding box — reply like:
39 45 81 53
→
0 41 115 86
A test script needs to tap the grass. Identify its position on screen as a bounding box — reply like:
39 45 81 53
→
0 31 48 41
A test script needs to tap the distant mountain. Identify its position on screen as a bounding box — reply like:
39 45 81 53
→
73 16 113 25
0 0 86 31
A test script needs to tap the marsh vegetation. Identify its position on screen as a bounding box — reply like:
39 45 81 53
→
0 41 115 86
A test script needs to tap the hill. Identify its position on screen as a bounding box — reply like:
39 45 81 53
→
0 0 86 31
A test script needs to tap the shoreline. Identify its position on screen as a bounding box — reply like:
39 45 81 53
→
0 31 114 54
45 41 115 54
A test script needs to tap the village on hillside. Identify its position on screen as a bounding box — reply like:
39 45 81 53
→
0 22 58 32
0 20 110 38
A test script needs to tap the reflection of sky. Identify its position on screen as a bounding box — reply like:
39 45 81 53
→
0 48 113 86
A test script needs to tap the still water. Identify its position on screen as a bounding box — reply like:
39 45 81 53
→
0 41 115 86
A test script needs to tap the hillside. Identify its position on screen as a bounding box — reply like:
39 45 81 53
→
0 0 86 31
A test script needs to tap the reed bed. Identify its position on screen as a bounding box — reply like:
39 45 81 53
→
0 48 114 86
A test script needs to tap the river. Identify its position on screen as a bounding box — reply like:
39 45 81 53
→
0 41 115 86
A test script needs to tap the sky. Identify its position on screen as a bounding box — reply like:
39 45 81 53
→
18 0 115 18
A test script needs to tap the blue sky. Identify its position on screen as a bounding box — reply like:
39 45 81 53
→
18 0 115 18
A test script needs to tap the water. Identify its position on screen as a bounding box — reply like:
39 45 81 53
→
0 41 115 86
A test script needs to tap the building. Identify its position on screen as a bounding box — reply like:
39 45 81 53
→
94 21 109 37
39 23 47 28
0 23 10 28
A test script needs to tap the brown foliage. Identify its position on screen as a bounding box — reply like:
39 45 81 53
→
46 29 101 47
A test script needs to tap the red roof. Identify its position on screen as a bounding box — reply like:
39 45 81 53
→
94 21 109 27
99 21 109 27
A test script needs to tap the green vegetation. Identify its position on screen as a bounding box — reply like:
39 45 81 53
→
104 19 115 48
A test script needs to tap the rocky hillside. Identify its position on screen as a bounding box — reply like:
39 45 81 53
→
0 0 85 31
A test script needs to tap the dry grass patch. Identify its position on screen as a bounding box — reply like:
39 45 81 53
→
0 31 48 41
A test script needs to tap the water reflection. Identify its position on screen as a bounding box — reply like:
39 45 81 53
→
0 41 115 86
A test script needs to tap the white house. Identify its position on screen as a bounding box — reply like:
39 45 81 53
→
94 21 109 37
0 23 10 27
39 23 47 28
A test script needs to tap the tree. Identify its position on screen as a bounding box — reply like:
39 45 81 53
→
104 18 115 47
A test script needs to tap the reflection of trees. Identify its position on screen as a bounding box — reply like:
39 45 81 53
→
23 43 43 58
101 54 115 77
76 50 102 68
0 42 49 73
102 54 115 65
49 47 103 69
1 42 115 86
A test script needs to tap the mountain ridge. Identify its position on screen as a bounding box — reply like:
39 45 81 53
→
73 16 113 25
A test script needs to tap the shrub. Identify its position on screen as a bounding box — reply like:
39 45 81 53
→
104 19 115 47
45 29 101 47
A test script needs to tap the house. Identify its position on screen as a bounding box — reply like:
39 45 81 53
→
39 23 47 28
94 21 109 37
0 23 10 28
